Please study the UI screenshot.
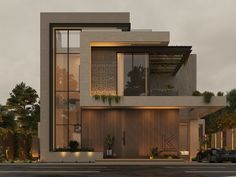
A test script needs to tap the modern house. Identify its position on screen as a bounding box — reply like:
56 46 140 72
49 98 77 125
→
40 12 226 162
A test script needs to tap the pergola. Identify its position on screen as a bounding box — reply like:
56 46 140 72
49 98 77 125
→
148 46 192 75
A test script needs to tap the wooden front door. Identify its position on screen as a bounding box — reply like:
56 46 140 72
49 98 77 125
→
82 109 179 158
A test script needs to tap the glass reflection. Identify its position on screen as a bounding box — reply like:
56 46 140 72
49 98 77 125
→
56 30 68 53
69 30 80 53
56 54 68 91
55 92 68 124
69 54 80 91
69 92 80 124
123 53 148 96
56 125 68 148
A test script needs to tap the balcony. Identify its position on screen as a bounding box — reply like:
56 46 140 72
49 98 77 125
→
150 88 179 96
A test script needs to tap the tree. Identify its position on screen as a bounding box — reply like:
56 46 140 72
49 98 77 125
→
0 105 16 130
227 89 236 111
6 82 39 133
124 66 146 96
205 89 236 134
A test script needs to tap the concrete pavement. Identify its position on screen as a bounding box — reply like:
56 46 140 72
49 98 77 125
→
0 162 236 177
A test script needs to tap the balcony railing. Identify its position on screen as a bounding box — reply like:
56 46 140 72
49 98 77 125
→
150 89 179 96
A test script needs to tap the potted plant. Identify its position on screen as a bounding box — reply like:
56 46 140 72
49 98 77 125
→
150 147 162 159
68 140 79 152
105 135 115 157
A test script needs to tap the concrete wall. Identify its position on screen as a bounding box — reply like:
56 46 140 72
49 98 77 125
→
40 152 103 162
40 12 130 162
150 54 196 96
189 119 199 160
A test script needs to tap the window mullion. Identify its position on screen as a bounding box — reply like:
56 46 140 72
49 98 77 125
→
67 30 70 146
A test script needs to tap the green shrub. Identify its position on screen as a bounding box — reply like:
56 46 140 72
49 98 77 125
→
192 90 202 96
92 94 121 105
80 147 94 152
217 91 224 96
150 147 161 158
105 135 115 149
68 141 79 152
55 146 94 152
203 91 214 104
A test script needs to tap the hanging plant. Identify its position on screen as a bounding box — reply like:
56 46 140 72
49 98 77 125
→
92 94 121 106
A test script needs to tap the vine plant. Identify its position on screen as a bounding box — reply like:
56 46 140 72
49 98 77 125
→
92 94 121 106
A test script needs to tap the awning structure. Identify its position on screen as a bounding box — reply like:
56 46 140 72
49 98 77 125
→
149 46 192 76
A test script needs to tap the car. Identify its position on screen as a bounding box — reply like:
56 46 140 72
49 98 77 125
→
196 148 236 163
228 150 236 163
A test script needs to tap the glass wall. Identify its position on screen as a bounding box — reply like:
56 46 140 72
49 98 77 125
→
117 53 149 96
54 30 81 149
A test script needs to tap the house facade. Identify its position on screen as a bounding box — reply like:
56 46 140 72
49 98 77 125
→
40 12 226 162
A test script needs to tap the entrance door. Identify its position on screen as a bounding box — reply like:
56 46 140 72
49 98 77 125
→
121 110 162 158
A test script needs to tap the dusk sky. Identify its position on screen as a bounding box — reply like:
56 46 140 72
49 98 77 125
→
0 0 236 104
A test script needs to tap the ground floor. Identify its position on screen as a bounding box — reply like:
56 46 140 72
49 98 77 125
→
40 108 200 162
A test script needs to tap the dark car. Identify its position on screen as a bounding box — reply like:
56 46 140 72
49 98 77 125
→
228 150 236 163
196 148 236 163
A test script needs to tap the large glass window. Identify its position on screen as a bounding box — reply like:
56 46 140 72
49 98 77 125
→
54 30 81 149
117 53 149 96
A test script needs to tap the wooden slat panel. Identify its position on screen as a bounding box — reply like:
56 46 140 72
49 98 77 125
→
82 109 179 158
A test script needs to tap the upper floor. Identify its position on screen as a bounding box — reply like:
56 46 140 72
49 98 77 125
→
40 12 226 108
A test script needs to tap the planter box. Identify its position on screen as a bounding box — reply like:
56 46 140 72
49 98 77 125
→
40 151 103 162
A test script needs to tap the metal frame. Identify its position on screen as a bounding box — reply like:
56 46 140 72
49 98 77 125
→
115 52 149 96
49 23 131 151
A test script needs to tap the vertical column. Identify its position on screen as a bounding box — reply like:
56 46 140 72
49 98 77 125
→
189 119 199 160
232 129 234 150
214 133 217 148
220 131 223 148
117 53 124 96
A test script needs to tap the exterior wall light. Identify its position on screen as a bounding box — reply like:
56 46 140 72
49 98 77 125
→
60 152 67 157
88 152 93 157
75 152 80 157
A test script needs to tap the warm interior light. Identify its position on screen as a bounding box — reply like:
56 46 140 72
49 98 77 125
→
75 152 80 157
31 151 39 158
180 151 189 155
60 152 67 157
88 152 93 157
91 42 131 47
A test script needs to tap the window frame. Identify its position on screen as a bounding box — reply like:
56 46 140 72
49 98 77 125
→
49 23 131 151
116 52 149 96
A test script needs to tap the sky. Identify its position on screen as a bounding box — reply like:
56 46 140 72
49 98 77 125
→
0 0 236 104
